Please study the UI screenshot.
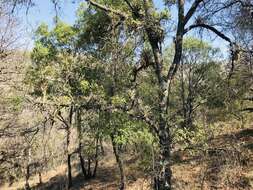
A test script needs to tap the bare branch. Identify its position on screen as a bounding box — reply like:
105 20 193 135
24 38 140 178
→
184 0 204 25
241 108 253 112
184 23 232 44
85 0 127 19
131 51 154 83
123 0 135 13
244 97 253 101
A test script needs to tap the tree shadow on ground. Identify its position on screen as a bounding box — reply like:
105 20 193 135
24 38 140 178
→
234 128 253 139
171 127 253 190
17 164 119 190
200 127 253 190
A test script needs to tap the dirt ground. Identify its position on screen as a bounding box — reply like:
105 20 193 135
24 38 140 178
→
1 127 253 190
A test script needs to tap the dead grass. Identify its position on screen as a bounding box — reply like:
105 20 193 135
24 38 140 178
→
0 165 67 190
1 127 253 190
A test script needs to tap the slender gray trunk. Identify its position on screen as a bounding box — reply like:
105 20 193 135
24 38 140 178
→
111 134 125 190
67 154 72 189
24 148 31 190
79 142 87 178
24 165 30 190
92 137 99 178
76 107 87 178
67 105 73 189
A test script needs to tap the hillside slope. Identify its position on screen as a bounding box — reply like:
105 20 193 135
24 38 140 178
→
1 127 253 190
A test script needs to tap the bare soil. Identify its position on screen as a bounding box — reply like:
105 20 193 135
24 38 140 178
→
1 127 253 190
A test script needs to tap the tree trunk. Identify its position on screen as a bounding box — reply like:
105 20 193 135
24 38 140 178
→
111 135 125 190
92 137 99 178
79 143 87 178
186 65 194 130
147 26 173 190
100 137 105 155
38 172 42 184
180 63 187 128
24 164 30 190
67 154 72 189
24 148 31 190
153 1 186 188
66 105 73 189
154 120 172 190
76 107 87 178
88 158 91 177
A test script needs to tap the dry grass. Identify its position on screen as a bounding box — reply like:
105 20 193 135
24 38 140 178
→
0 165 67 190
1 127 253 190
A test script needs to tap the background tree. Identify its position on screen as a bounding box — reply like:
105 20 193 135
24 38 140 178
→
27 20 105 189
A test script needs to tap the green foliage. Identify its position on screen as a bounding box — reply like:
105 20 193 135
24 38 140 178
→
173 123 210 147
31 42 51 63
53 22 76 45
80 80 90 93
27 20 107 106
8 95 24 112
36 22 50 37
76 2 112 50
111 95 126 107
183 37 211 50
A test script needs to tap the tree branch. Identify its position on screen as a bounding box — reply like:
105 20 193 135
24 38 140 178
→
128 112 159 135
244 97 253 101
123 0 141 18
123 0 135 13
241 108 253 112
131 51 154 83
184 23 232 44
163 0 185 112
184 0 204 25
85 0 127 19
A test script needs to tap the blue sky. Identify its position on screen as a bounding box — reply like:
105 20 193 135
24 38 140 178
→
20 0 165 49
22 1 78 31
20 0 228 54
22 0 164 29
